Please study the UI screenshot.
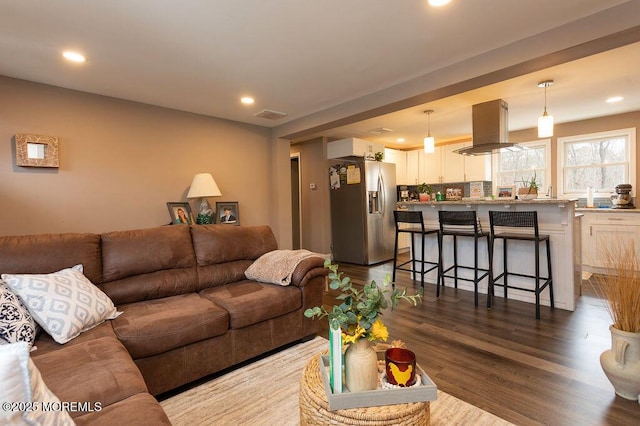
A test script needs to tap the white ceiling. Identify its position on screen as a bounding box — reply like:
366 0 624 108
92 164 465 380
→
1 1 639 148
322 41 640 149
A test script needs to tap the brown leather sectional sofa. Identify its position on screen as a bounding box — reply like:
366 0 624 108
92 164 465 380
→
0 224 327 425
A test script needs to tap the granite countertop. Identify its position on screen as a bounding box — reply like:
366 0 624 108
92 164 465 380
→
576 207 640 213
398 198 578 206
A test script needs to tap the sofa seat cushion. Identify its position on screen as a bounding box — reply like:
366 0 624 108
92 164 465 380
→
74 392 171 426
31 320 117 357
112 293 229 359
200 280 301 329
32 336 148 418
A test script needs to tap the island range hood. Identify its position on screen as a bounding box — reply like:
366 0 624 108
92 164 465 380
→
454 99 520 156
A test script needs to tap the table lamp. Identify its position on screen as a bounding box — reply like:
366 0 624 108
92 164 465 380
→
187 173 222 224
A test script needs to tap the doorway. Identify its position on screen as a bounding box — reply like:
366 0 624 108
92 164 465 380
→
290 153 302 249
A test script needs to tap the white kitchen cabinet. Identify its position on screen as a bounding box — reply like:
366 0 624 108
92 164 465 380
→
581 211 640 270
406 150 420 185
419 147 442 184
462 142 492 181
405 144 491 185
327 137 384 159
440 143 465 183
385 148 407 185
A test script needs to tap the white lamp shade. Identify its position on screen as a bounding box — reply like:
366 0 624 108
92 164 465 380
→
187 173 222 198
424 136 435 154
538 114 554 138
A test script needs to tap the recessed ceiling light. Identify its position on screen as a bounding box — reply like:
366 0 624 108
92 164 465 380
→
62 51 86 63
397 138 405 143
428 0 451 6
606 96 624 103
241 97 255 105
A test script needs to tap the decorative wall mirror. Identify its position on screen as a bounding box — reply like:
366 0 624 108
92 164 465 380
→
15 133 59 168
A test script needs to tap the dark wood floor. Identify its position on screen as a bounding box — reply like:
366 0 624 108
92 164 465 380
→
317 256 640 426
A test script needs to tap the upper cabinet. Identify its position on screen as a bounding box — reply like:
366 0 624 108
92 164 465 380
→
401 142 491 184
460 142 492 181
327 137 385 159
384 148 407 185
419 147 443 184
440 143 465 183
378 143 492 186
405 150 421 185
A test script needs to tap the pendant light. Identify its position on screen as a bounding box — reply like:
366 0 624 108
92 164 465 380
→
537 80 554 138
424 110 435 153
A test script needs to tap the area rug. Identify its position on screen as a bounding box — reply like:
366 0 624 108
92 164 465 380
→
160 337 513 425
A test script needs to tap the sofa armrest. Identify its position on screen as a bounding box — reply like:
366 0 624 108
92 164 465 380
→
289 256 328 288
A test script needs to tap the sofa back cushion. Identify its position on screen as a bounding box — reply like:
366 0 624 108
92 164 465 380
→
100 226 197 305
0 233 102 284
190 225 277 290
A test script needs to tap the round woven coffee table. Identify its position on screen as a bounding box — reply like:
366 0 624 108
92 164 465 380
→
299 355 430 425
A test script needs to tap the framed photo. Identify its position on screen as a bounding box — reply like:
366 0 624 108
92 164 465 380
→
216 202 240 225
167 202 194 225
496 185 516 200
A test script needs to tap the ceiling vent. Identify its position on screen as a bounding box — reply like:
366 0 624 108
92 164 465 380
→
368 127 393 134
254 109 288 120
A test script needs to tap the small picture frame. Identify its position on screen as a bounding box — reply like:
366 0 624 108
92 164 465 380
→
496 185 516 200
216 202 240 225
167 202 194 225
15 133 59 168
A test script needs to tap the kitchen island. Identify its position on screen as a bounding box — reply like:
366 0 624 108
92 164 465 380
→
398 198 581 311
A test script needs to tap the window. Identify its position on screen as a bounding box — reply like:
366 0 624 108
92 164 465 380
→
493 140 551 192
558 128 636 197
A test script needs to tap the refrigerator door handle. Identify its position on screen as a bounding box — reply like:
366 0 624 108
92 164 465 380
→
378 174 385 216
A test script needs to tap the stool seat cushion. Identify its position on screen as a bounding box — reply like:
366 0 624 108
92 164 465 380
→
398 226 439 234
493 232 549 241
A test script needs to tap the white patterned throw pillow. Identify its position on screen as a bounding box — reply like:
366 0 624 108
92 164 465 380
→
2 265 121 344
0 281 39 349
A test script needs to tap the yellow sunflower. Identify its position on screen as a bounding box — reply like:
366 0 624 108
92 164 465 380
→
370 318 389 342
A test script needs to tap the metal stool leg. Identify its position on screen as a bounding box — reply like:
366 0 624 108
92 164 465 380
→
473 235 479 306
535 238 541 320
392 229 400 285
437 233 444 296
547 239 554 309
452 235 458 288
503 239 508 298
420 230 425 288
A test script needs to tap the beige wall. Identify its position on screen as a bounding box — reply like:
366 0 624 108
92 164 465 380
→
0 76 274 236
290 137 331 254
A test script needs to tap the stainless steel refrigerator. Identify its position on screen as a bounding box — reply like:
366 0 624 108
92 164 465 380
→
329 159 397 265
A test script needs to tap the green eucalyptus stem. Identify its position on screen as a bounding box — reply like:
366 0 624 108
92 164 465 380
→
304 259 422 338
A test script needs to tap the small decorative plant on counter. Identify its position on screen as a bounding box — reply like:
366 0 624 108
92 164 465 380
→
305 259 422 392
417 182 433 202
518 172 539 199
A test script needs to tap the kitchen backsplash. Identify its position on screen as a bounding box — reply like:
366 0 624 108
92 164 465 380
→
397 181 493 201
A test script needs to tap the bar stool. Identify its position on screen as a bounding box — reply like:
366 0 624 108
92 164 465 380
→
437 210 491 306
488 210 554 320
392 210 439 288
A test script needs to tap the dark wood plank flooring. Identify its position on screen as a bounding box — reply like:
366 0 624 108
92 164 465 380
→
317 255 640 425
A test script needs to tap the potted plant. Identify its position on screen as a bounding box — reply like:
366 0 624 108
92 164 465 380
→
374 151 384 162
305 260 422 392
594 241 640 401
517 172 539 200
417 182 433 202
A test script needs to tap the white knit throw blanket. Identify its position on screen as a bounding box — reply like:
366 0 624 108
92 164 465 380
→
244 249 326 286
